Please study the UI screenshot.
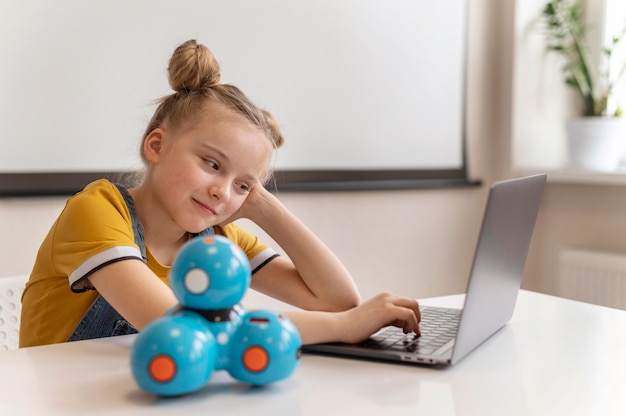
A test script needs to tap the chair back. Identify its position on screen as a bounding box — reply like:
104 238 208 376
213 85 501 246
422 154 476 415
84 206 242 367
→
0 275 28 351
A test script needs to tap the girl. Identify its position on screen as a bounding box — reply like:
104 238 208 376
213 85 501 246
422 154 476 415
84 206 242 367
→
20 39 420 347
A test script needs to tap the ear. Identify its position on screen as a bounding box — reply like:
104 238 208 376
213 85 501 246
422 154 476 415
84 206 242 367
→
143 128 165 164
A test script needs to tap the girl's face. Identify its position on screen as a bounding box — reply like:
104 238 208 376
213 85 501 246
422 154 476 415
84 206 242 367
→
144 105 273 234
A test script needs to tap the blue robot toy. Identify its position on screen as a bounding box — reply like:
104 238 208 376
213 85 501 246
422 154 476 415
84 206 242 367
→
130 235 302 396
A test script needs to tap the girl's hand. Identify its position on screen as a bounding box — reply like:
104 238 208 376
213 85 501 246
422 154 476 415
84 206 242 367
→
218 184 276 226
335 292 421 344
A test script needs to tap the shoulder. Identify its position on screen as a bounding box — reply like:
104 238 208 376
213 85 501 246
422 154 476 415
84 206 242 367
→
64 179 129 222
54 179 134 245
214 222 264 251
71 179 123 204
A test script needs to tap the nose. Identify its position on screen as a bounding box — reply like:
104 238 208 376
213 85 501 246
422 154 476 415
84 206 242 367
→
209 178 230 202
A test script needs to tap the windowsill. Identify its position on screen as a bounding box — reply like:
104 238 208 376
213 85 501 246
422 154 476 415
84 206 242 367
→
516 166 626 186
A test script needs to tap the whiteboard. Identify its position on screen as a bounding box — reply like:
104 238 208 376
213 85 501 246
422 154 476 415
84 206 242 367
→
0 0 467 180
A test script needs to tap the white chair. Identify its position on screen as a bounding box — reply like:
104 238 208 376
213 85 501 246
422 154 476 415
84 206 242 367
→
0 275 28 351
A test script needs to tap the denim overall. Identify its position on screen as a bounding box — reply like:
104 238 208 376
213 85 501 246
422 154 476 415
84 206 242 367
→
66 184 214 342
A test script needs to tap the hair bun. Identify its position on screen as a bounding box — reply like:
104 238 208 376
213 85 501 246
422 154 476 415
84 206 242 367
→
167 39 221 92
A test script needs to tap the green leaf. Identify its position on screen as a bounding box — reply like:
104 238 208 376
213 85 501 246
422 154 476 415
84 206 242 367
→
543 3 556 16
565 77 578 87
537 0 626 116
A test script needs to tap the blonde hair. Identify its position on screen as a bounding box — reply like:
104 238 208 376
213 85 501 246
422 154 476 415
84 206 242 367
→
140 39 283 174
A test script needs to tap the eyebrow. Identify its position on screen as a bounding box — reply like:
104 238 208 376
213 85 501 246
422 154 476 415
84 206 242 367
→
200 143 229 162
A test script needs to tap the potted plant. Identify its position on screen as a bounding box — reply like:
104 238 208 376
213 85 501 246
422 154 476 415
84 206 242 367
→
539 0 626 170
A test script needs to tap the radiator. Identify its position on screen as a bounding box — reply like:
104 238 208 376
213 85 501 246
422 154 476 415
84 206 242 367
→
558 248 626 310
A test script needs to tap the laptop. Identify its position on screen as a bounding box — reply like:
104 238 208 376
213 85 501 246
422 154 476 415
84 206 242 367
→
302 173 547 366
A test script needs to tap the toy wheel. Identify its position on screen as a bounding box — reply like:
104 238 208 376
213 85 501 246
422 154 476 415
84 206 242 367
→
242 345 270 373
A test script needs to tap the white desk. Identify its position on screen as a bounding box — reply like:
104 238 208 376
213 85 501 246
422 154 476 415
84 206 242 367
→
1 290 625 416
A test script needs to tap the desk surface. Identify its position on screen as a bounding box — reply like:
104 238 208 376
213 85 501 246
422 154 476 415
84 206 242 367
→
1 290 625 416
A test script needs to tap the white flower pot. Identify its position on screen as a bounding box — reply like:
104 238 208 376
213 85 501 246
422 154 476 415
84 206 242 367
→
566 117 626 171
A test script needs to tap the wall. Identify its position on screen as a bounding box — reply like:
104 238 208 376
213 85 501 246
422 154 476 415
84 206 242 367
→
523 183 626 297
0 0 509 308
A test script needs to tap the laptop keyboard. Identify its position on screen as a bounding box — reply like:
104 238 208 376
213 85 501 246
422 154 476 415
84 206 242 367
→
359 307 461 355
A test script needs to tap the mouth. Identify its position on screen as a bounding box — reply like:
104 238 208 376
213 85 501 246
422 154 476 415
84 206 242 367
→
192 198 217 216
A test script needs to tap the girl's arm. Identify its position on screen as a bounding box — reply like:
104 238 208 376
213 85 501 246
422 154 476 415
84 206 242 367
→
234 187 421 345
87 259 179 331
233 185 361 312
86 240 421 346
88 258 421 346
88 258 421 345
284 292 421 345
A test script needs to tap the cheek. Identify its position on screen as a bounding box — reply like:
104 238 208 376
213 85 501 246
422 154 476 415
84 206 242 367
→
225 192 249 213
154 167 201 202
158 168 191 190
168 160 203 184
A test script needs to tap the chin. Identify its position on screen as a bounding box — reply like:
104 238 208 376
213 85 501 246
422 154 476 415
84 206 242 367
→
186 220 219 235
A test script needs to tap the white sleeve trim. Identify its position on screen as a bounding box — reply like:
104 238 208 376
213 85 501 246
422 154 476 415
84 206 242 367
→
249 247 279 274
69 246 143 292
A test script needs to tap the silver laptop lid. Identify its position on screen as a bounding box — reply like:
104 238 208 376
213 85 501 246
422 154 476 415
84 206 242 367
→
450 173 546 364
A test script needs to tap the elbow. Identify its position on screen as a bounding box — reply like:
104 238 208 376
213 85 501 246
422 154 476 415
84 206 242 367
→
326 291 361 312
345 292 361 309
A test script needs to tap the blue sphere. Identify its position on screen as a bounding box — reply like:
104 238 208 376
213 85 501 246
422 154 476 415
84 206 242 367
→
130 311 216 396
228 310 302 385
169 235 251 310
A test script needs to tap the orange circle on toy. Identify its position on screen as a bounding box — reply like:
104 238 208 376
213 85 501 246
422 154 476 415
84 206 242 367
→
149 354 177 383
243 346 269 373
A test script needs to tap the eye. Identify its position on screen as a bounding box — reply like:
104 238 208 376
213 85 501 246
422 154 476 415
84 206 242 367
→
237 182 251 192
204 159 219 170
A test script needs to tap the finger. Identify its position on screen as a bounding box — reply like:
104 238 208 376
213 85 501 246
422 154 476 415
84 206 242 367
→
388 305 420 333
389 296 421 323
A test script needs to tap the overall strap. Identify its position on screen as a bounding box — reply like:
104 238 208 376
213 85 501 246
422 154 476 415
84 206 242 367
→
114 184 147 263
196 227 216 237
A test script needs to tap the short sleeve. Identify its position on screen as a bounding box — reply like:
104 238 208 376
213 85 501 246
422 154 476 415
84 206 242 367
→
50 180 143 291
215 222 279 274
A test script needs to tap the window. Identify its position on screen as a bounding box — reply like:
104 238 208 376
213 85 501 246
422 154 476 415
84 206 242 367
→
512 0 626 183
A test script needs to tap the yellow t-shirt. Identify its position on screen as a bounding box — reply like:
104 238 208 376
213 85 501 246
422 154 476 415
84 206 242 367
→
20 179 276 347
